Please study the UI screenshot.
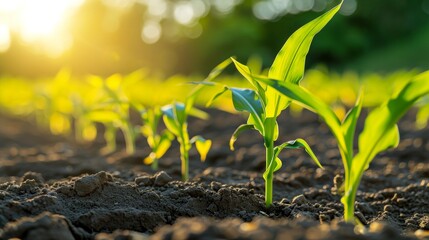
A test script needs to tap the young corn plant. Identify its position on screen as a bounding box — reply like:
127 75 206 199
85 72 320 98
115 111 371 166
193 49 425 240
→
85 74 137 155
160 59 232 181
161 102 211 181
207 1 343 207
254 70 429 223
133 103 174 170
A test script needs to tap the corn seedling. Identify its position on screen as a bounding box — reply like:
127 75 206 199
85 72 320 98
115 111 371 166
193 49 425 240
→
133 104 174 170
207 1 342 207
85 74 137 155
254 70 429 223
161 102 211 181
160 60 234 181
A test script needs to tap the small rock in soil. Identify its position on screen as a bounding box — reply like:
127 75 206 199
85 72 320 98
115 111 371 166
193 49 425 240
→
19 179 41 193
383 204 394 212
22 171 44 185
319 213 331 223
292 194 308 205
331 174 343 195
135 175 153 186
418 216 429 230
396 198 408 206
356 202 374 215
369 221 402 238
210 181 221 191
74 171 110 196
355 211 368 225
154 171 172 186
280 198 290 204
0 212 90 240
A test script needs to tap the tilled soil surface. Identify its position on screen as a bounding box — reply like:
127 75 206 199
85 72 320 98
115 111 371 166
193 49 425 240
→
0 109 428 240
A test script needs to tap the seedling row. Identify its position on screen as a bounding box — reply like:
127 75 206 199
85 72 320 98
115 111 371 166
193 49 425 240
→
0 0 428 226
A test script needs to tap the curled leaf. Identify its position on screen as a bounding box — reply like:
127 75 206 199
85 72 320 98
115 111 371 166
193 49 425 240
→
191 136 212 162
229 124 255 151
275 138 322 169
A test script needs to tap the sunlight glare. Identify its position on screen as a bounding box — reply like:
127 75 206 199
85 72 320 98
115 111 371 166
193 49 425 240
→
0 23 10 52
0 0 84 55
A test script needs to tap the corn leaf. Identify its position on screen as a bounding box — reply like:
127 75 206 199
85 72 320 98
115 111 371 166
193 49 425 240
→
191 136 212 161
263 157 282 180
416 104 429 129
229 124 256 150
231 58 266 102
144 153 156 165
187 58 232 110
162 103 186 125
86 110 122 123
154 131 174 158
353 71 429 182
254 76 346 154
341 93 363 164
266 0 343 118
206 86 229 107
188 107 209 120
162 114 179 136
274 138 322 169
263 117 279 143
229 88 265 133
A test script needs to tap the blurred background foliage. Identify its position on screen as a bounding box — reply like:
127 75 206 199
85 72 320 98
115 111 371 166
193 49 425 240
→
0 0 428 77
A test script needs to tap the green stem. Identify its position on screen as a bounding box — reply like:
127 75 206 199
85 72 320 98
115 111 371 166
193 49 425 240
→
74 118 83 143
151 158 159 170
123 123 135 155
341 187 357 224
344 163 366 223
180 143 189 181
104 125 116 153
265 141 275 207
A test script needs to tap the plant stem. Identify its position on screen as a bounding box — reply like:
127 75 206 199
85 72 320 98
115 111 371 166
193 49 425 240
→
265 141 275 207
180 143 189 181
104 125 116 153
265 172 273 207
123 124 135 155
342 191 355 223
151 158 158 170
344 166 365 223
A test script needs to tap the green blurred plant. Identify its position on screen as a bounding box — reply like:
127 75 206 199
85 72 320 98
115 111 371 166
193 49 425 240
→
85 74 137 155
161 102 211 181
133 104 174 170
160 59 234 181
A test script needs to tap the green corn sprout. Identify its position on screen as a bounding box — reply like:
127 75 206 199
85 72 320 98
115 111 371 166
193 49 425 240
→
134 104 174 170
254 70 429 223
159 59 233 181
161 102 211 181
207 1 342 207
86 74 137 155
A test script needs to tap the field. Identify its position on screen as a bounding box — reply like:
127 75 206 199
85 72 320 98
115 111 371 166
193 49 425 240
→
1 1 429 239
0 69 428 239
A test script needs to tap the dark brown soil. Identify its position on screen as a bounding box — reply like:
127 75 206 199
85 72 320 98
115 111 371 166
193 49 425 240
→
0 109 428 240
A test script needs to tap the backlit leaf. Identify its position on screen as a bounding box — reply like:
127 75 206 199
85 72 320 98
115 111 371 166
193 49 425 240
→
229 88 265 132
265 0 343 118
274 138 322 169
341 92 363 165
191 136 212 162
229 124 255 150
354 71 429 182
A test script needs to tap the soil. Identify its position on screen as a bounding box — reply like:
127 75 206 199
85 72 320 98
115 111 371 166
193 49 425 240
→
0 109 428 240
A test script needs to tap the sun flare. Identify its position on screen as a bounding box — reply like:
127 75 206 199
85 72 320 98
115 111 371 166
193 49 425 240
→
0 0 84 56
